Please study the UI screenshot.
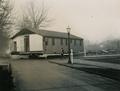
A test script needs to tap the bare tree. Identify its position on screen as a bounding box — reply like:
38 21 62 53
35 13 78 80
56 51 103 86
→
19 2 51 30
0 0 13 55
0 0 13 32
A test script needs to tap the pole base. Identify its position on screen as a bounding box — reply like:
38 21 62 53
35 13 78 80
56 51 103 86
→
68 60 72 64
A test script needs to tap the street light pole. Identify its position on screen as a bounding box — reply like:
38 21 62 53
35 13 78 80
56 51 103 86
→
67 26 72 64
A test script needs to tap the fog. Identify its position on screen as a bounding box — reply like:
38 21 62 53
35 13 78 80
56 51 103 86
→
14 0 120 43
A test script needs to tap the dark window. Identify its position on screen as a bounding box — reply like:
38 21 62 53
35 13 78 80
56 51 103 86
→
66 39 67 45
43 37 45 41
52 38 55 45
74 40 76 45
80 40 82 46
45 37 48 45
61 38 63 45
71 39 72 43
45 41 48 45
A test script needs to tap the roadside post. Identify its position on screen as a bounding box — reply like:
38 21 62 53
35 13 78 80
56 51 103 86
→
67 26 72 64
84 47 86 57
70 49 73 64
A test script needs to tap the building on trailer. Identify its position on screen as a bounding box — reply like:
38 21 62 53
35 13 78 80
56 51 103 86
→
10 28 84 58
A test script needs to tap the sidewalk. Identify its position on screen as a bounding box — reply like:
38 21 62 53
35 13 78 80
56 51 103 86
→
49 58 120 82
49 58 120 70
74 59 120 70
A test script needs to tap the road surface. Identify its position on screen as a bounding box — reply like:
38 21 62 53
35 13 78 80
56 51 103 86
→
10 59 120 91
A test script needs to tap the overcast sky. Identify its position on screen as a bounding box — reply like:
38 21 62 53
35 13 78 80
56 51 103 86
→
14 0 120 43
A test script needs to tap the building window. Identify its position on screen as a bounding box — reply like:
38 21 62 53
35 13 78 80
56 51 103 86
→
80 40 82 46
71 39 72 43
52 38 55 45
45 37 48 45
74 40 76 45
45 41 48 45
66 39 67 45
61 38 63 45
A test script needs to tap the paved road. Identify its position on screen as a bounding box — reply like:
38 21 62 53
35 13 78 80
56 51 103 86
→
10 59 120 91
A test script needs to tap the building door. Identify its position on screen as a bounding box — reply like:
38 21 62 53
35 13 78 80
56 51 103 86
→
24 35 29 52
13 41 17 51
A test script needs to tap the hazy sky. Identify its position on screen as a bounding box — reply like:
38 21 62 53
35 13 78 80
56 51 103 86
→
14 0 120 43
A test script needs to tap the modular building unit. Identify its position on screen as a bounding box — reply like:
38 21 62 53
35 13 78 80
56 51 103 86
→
10 34 44 55
10 28 84 58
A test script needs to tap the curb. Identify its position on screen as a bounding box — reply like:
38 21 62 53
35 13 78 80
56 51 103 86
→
49 61 80 70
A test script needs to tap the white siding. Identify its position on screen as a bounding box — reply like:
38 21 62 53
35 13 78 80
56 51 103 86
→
29 34 43 51
9 40 14 52
13 35 25 52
